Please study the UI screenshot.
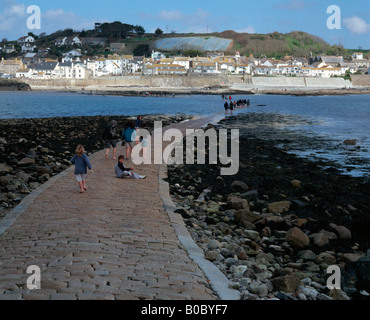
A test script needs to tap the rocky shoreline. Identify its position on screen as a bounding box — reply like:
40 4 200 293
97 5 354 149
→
0 80 30 91
0 114 191 220
168 113 370 300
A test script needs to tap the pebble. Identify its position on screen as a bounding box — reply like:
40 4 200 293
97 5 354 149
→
248 282 269 297
208 239 221 250
298 286 319 300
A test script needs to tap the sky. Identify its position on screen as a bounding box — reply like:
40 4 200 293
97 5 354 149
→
0 0 370 49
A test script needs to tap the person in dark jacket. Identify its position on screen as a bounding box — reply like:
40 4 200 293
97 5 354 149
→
229 101 234 114
224 101 229 114
103 120 119 160
135 115 142 129
122 120 137 160
70 145 93 193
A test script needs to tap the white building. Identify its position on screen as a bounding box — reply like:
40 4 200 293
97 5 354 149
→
229 63 251 75
151 51 166 60
21 44 37 53
18 35 35 44
302 65 343 77
62 49 82 58
15 68 33 78
352 52 364 60
173 57 191 70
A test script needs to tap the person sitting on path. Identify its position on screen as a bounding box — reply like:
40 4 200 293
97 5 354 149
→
70 145 93 193
122 120 136 160
115 155 146 179
103 120 119 160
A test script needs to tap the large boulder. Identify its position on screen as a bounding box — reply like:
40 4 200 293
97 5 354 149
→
315 252 336 265
227 196 250 210
290 180 302 188
202 201 220 214
0 176 11 187
329 223 352 240
231 180 248 192
271 273 302 293
0 163 12 173
17 157 35 166
33 166 53 177
285 227 310 248
234 210 260 229
267 201 291 214
309 232 330 247
297 250 316 261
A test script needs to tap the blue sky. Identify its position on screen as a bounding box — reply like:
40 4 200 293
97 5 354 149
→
1 0 370 49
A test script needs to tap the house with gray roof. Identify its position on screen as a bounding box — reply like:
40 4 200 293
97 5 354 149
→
33 61 59 79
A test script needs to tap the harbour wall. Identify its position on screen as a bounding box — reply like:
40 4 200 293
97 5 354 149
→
20 75 368 92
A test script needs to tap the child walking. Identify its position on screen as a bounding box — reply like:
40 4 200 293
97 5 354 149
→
70 145 93 193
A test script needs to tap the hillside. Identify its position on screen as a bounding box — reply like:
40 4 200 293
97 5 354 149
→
216 30 350 59
2 21 368 59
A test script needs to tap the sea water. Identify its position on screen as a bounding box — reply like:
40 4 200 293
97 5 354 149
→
0 91 369 176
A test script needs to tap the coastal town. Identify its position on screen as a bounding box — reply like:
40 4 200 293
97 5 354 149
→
1 2 370 303
0 34 369 81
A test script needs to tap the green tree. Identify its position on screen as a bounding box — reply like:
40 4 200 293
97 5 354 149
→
28 32 38 40
183 49 202 57
79 30 88 37
135 25 145 35
99 21 135 40
155 28 163 36
61 29 74 37
133 44 150 57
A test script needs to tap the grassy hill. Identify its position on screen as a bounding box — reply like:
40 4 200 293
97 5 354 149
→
123 30 365 59
215 30 352 59
3 22 368 60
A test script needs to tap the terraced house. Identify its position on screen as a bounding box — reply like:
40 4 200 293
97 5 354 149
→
144 63 187 75
0 58 25 75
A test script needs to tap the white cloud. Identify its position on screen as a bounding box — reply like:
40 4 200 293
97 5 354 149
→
0 2 26 31
343 16 370 34
236 26 256 34
0 1 94 38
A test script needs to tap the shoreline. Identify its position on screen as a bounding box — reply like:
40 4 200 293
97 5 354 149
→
168 113 370 300
1 111 369 300
5 84 370 97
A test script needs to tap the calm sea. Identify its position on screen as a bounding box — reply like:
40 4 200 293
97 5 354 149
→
0 92 369 176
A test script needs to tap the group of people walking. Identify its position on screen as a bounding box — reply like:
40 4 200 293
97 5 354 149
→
223 95 251 114
70 116 147 194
